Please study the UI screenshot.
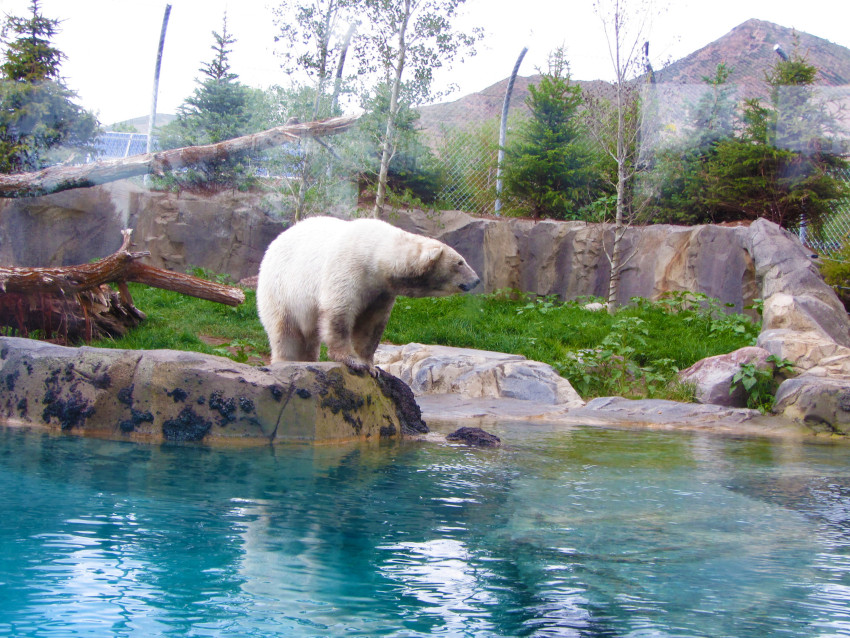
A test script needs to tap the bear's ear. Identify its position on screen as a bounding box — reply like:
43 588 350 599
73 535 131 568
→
417 245 443 273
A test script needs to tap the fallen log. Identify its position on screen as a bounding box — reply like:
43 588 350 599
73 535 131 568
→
0 115 358 198
0 229 245 343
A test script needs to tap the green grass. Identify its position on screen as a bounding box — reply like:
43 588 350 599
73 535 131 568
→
91 285 760 400
91 283 269 362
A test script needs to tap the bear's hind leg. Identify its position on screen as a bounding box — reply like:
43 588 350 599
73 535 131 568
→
268 315 320 363
352 294 395 365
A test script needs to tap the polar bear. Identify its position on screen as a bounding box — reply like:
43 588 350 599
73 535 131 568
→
256 216 480 372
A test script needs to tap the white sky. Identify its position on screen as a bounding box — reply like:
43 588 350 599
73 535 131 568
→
0 0 848 125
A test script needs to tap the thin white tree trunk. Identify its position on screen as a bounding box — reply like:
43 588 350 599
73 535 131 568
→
607 2 627 314
372 0 411 218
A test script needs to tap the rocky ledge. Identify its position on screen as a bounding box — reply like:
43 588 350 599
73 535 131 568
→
0 336 426 444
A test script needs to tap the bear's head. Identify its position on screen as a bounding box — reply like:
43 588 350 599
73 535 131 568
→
396 240 480 298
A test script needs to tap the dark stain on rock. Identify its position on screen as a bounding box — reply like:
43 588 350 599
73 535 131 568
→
209 390 237 425
446 427 501 448
197 396 206 405
162 406 212 442
74 367 111 389
270 384 284 401
88 373 111 389
379 420 397 438
119 408 154 434
238 396 255 413
312 368 365 434
803 414 843 435
374 368 428 436
838 391 850 413
296 388 311 399
5 370 19 392
41 388 94 431
117 385 134 406
0 345 8 359
167 387 188 403
16 397 27 419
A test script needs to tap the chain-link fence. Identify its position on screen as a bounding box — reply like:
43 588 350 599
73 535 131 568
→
426 80 850 257
801 167 850 257
92 93 850 252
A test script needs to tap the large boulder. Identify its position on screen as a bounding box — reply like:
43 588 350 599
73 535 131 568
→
0 336 425 444
374 343 584 407
774 375 850 435
677 346 773 407
746 219 850 347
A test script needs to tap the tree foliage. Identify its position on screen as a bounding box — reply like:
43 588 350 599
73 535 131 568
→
651 45 849 234
500 48 598 219
356 0 481 216
0 0 99 173
156 13 256 189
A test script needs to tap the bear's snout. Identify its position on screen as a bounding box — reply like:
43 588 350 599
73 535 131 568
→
459 277 481 292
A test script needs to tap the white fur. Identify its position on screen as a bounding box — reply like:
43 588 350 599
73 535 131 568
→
256 216 480 369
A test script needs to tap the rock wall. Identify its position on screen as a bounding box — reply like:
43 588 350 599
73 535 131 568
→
422 213 758 312
1 182 760 312
0 180 293 281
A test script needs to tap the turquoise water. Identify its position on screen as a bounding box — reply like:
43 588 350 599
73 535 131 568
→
2 424 850 637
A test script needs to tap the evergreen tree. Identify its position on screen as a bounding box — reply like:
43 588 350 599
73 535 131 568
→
700 45 849 233
0 0 99 173
652 49 849 233
353 82 443 204
651 63 738 224
156 13 254 188
500 48 597 219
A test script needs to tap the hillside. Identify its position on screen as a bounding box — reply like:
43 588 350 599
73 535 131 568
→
418 19 850 136
654 19 850 97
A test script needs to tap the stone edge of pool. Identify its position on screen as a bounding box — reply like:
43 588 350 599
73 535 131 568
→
0 334 841 445
0 336 426 445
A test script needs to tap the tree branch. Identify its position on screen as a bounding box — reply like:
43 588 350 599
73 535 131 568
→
0 115 359 198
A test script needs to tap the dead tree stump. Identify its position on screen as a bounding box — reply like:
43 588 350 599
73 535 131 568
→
0 229 245 344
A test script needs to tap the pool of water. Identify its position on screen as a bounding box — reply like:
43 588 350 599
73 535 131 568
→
2 423 850 637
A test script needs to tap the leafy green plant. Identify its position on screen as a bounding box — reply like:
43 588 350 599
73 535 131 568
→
730 354 796 413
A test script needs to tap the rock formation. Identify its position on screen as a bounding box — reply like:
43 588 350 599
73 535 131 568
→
0 336 425 444
2 182 849 436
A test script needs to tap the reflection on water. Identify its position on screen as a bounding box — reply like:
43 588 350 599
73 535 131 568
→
2 424 850 636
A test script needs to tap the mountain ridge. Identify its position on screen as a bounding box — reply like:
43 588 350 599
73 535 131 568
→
418 18 850 136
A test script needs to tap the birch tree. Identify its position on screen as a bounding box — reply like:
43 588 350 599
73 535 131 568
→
587 0 656 313
273 0 357 220
358 0 480 217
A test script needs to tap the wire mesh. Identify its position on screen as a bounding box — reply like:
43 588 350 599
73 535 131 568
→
800 167 850 257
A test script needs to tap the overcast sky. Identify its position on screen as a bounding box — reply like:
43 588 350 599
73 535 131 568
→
1 0 848 125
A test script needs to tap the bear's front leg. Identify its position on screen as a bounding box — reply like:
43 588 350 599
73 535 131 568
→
320 308 374 375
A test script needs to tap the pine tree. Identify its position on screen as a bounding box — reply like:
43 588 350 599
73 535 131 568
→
156 13 254 188
500 48 596 219
699 45 849 233
0 0 99 173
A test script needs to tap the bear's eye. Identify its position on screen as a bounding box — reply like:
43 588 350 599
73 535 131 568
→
456 259 464 266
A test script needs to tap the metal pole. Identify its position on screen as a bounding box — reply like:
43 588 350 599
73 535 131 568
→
147 4 172 154
495 46 528 215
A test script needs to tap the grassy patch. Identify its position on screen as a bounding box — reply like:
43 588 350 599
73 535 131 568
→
385 290 759 399
91 285 760 401
91 283 269 362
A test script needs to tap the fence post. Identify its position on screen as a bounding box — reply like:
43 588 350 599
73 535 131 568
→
495 46 528 215
147 4 172 154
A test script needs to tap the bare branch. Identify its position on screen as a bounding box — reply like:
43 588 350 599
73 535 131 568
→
0 115 359 198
